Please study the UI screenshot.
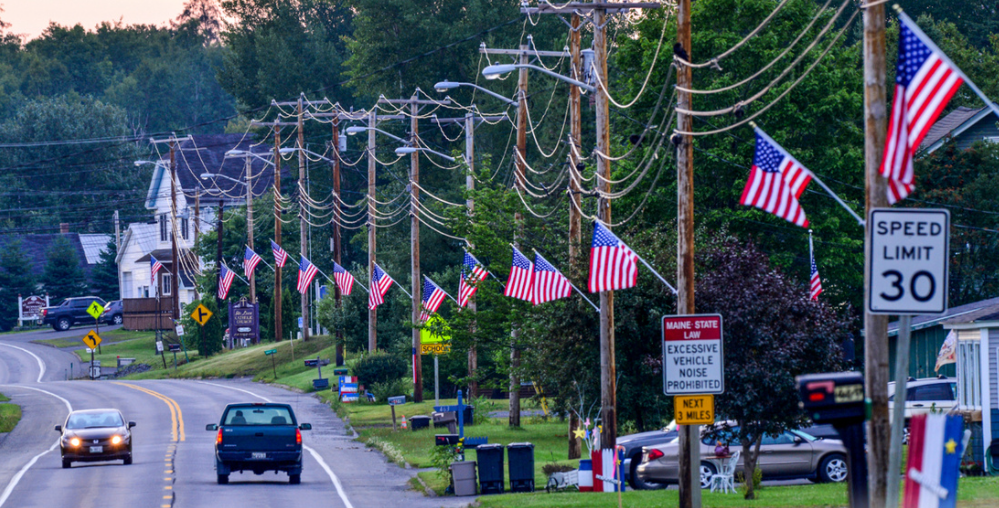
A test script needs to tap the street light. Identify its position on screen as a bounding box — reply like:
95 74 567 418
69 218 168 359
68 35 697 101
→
394 146 455 161
200 172 246 185
344 126 407 144
482 49 597 92
433 80 519 107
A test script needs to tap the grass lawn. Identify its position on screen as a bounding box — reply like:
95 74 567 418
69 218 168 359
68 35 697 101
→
34 328 150 349
0 397 22 433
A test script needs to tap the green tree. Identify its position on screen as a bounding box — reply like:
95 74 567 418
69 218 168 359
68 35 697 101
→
89 239 120 303
181 298 224 356
0 240 37 330
41 236 88 302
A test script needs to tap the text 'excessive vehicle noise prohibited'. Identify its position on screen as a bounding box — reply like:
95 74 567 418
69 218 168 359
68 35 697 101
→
662 314 724 395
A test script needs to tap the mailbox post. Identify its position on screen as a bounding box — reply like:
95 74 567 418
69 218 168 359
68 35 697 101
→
388 395 407 431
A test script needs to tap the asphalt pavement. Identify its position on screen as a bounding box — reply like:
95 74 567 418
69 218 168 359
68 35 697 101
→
0 331 471 508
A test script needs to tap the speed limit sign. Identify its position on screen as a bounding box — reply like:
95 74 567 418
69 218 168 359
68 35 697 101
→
868 208 949 314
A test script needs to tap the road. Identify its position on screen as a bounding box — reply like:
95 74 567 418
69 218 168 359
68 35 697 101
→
0 333 468 508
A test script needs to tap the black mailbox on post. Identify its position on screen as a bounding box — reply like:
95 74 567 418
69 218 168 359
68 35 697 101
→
507 442 535 492
797 371 866 425
476 443 505 494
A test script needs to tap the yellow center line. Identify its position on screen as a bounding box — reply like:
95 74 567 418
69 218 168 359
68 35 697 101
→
111 382 186 441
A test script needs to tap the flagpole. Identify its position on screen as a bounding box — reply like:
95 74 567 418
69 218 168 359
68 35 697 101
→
223 263 249 285
531 248 599 312
246 245 276 271
316 266 369 294
750 123 865 227
895 7 999 118
426 276 458 304
376 263 413 300
634 253 678 294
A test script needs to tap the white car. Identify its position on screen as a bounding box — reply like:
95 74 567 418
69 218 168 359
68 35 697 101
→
887 376 957 423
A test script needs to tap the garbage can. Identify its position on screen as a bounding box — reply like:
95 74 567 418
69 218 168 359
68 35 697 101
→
476 443 505 494
409 415 431 431
462 405 475 426
507 442 535 492
450 461 478 496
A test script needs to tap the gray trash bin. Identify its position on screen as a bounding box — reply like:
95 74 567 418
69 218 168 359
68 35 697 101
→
507 442 535 492
450 461 477 496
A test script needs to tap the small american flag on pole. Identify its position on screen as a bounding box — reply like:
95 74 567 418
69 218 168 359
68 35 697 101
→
740 128 813 227
150 255 164 285
297 256 319 294
218 264 236 300
504 246 533 301
880 13 965 204
332 262 355 296
244 246 262 280
271 240 289 268
531 251 571 305
809 232 823 301
419 276 447 321
458 252 488 308
369 264 395 310
588 222 637 293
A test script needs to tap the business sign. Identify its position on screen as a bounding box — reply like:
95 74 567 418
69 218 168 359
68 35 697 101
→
662 314 724 395
228 298 259 343
868 209 950 315
20 295 46 320
674 394 714 425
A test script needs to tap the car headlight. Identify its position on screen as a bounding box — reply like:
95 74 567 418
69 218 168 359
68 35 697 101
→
69 437 81 447
111 435 122 445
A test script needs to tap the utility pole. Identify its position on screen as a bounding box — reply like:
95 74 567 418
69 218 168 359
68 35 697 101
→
675 1 699 506
411 95 422 403
863 4 889 507
368 110 378 353
114 210 121 250
273 127 283 343
508 45 529 427
567 11 583 462
245 153 255 304
332 117 344 365
297 96 310 341
169 138 180 321
193 192 200 300
216 200 224 310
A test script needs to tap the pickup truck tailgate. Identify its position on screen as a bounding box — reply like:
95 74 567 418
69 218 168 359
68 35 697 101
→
220 426 298 452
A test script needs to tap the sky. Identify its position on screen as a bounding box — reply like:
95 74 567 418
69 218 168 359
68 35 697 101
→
3 0 188 40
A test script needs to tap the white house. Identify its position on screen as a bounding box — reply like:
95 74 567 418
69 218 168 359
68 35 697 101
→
116 134 279 308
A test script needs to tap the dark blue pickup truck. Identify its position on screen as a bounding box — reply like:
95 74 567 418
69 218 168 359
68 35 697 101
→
206 403 312 484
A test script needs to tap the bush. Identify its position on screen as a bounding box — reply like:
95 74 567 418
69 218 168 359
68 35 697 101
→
737 467 763 495
370 378 410 403
353 353 407 386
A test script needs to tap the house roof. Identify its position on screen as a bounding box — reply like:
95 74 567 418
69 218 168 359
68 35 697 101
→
921 105 999 154
146 134 286 210
78 234 112 264
115 223 158 265
0 233 99 280
888 296 999 335
940 304 999 326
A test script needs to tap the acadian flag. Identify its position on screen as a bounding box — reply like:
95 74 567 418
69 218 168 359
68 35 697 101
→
902 413 965 508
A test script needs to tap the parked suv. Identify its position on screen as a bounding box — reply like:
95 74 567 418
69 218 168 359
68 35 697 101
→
102 300 123 326
39 297 107 331
888 376 958 423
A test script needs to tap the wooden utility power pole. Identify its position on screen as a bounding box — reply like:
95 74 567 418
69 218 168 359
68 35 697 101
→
509 45 529 427
368 111 378 352
216 199 224 310
568 14 583 263
297 96 310 341
274 127 284 342
863 4 889 508
245 153 255 304
411 96 422 403
331 118 344 365
169 139 180 321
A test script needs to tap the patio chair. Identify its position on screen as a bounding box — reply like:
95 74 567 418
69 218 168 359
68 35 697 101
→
710 450 740 494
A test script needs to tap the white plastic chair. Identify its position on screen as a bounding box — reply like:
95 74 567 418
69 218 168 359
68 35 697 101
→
710 450 740 494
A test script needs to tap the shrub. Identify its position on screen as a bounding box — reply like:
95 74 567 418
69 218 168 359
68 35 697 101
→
370 378 410 403
353 353 407 386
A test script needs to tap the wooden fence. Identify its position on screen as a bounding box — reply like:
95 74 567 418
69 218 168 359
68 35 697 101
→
123 298 175 330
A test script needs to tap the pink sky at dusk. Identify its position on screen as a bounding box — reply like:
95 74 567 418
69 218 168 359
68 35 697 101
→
3 1 188 40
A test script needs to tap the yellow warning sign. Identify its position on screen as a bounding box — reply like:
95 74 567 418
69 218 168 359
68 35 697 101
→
82 330 102 350
421 343 452 355
191 304 213 326
86 301 104 320
674 394 714 425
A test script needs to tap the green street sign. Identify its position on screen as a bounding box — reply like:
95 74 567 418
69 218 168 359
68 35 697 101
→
264 349 277 355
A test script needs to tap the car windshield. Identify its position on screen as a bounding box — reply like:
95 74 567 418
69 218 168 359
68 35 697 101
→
223 407 294 426
66 412 123 429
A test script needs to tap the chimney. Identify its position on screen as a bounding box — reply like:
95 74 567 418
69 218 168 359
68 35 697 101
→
60 223 70 234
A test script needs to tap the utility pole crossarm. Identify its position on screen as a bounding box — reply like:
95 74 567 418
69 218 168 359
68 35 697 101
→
378 97 452 106
251 121 299 127
431 116 508 124
479 47 570 57
521 2 661 14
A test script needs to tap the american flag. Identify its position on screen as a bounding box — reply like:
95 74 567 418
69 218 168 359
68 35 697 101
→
419 276 448 321
271 239 289 268
531 251 571 305
503 246 533 301
457 252 488 308
881 13 964 204
244 246 262 280
809 237 823 301
332 262 355 296
369 264 395 310
588 222 638 293
297 256 319 294
218 264 236 300
150 255 164 285
739 129 812 227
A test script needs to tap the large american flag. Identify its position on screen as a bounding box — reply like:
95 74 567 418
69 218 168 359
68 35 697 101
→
457 252 488 308
218 264 236 300
297 256 319 294
332 262 355 296
419 276 447 321
504 246 533 301
150 255 164 285
531 251 571 305
369 264 395 310
271 240 289 268
244 246 262 280
739 128 812 227
809 238 823 301
881 13 964 204
588 222 637 293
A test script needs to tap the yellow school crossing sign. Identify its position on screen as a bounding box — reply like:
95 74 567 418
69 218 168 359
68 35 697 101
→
86 301 104 320
420 315 451 354
82 330 102 349
191 304 213 326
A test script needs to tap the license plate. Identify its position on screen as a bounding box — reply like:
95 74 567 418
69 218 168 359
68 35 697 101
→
251 452 266 459
89 446 103 454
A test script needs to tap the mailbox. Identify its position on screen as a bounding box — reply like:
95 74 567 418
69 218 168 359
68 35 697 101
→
388 395 406 406
796 372 866 425
304 359 318 367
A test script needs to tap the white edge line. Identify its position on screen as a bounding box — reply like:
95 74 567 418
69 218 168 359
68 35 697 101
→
0 386 73 508
194 381 355 508
0 343 46 383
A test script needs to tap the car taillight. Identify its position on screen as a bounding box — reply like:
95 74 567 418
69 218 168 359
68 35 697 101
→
646 449 664 461
295 428 302 445
41 309 47 317
216 428 223 445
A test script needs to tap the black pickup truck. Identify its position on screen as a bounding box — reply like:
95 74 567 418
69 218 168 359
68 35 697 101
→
206 403 312 484
39 296 106 331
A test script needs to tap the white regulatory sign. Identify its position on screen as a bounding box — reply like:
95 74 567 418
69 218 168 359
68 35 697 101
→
662 314 724 395
868 208 949 315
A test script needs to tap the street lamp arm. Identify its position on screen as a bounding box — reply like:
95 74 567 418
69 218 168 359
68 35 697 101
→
201 172 248 186
439 82 518 107
345 126 407 144
396 146 456 162
482 64 596 93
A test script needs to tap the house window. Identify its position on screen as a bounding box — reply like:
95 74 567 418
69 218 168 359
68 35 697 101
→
160 214 168 242
985 136 999 144
181 217 189 240
140 286 149 298
162 274 172 295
